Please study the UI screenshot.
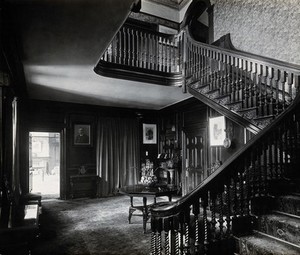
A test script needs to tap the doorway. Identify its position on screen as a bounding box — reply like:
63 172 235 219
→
29 132 60 198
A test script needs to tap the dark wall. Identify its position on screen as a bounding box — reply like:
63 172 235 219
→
20 99 152 199
159 97 254 195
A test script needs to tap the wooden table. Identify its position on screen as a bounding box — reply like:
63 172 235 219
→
119 184 175 233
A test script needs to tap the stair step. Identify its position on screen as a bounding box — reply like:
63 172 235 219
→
236 231 300 255
275 195 300 217
190 83 210 94
206 88 220 99
225 100 243 111
214 94 231 105
256 212 300 245
253 115 274 129
237 107 257 120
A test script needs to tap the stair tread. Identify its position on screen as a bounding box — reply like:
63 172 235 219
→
257 212 300 245
238 232 300 255
259 212 300 226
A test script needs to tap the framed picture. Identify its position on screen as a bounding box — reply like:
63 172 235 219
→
143 123 157 144
74 124 92 146
209 116 226 146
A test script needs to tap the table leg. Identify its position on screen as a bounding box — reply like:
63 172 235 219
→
129 196 134 223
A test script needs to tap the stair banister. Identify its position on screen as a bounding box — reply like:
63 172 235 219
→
184 27 300 130
150 90 300 254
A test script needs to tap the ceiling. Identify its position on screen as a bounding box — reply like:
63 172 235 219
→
6 0 192 110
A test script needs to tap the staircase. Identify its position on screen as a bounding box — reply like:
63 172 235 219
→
96 16 300 255
148 28 300 255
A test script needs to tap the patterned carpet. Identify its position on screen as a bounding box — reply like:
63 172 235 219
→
31 195 165 255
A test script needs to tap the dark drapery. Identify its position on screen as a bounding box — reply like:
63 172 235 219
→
96 117 140 197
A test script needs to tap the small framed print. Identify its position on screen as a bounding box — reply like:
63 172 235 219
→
209 116 226 146
143 123 157 144
74 124 92 146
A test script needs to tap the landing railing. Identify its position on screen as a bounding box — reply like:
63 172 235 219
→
94 23 184 86
150 91 300 255
96 25 300 129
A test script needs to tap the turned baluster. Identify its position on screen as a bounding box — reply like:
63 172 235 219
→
230 57 237 102
218 53 224 94
232 174 239 218
243 61 250 108
210 192 217 241
266 67 275 115
273 69 280 115
202 47 207 84
250 62 258 108
141 31 145 69
195 45 199 81
202 194 209 255
168 37 173 73
287 72 294 104
163 218 171 255
173 216 180 255
192 200 200 253
225 55 232 95
279 71 287 113
171 37 175 73
148 33 153 70
224 54 230 94
224 183 232 237
123 28 128 65
237 172 244 216
260 65 269 117
218 191 225 238
256 64 264 116
237 58 244 102
151 217 162 255
156 34 160 72
126 27 132 66
244 159 251 215
130 28 135 66
183 209 190 255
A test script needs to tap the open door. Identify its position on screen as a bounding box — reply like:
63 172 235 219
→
29 132 60 198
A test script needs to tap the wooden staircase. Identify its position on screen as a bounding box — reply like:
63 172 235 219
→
96 17 300 255
149 29 300 255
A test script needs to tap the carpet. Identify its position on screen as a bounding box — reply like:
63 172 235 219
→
31 195 169 255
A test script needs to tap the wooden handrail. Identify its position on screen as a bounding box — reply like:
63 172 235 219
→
150 93 300 254
153 91 300 217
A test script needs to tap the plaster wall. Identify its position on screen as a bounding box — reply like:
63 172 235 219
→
212 0 300 65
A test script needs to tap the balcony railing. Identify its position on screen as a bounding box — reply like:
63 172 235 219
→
95 23 184 86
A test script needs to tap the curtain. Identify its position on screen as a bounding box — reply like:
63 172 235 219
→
96 117 140 197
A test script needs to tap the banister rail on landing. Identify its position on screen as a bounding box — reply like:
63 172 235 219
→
94 22 184 86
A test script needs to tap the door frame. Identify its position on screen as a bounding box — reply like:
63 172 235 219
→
26 127 66 199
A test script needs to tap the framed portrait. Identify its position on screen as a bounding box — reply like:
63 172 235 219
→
73 124 92 146
143 123 157 144
209 116 226 146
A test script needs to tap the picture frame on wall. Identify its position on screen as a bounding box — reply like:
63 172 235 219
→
143 123 157 144
209 116 226 146
74 124 92 146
